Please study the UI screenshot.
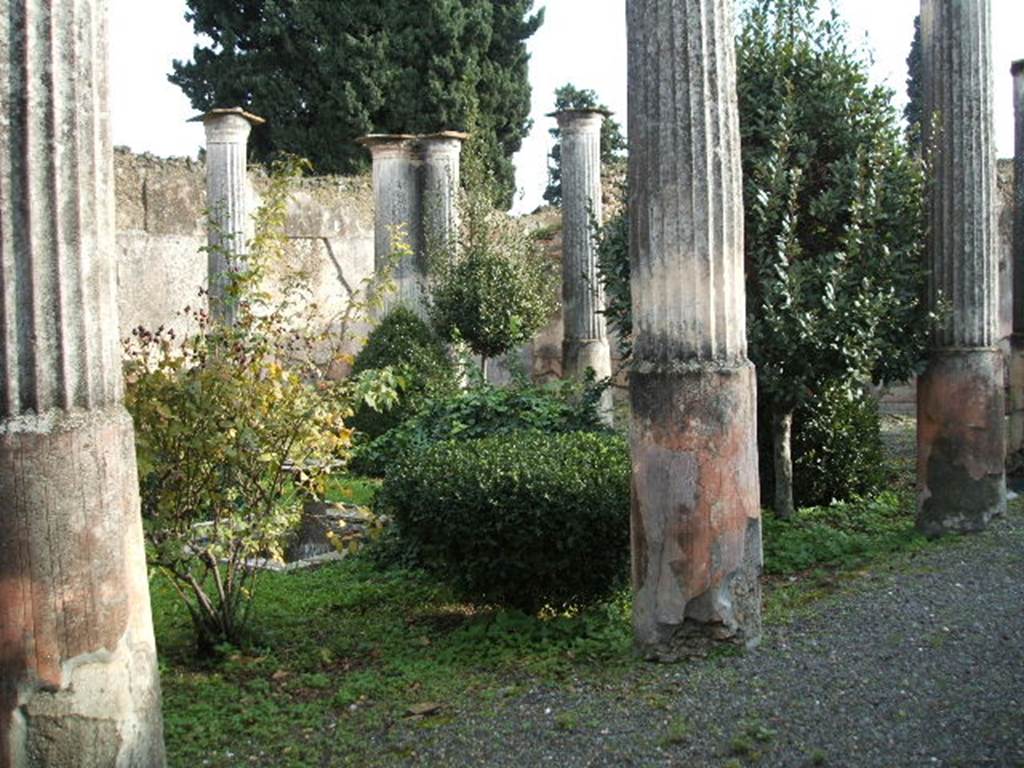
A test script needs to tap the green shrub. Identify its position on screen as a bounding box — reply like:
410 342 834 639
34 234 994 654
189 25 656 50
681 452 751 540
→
351 378 609 477
757 382 887 510
376 431 631 611
349 306 458 439
792 384 887 507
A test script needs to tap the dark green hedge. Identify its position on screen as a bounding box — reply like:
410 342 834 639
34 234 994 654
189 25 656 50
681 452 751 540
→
376 431 630 611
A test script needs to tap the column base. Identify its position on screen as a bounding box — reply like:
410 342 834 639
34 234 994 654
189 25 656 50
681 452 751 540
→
0 407 166 767
630 361 762 661
563 338 614 425
917 348 1006 538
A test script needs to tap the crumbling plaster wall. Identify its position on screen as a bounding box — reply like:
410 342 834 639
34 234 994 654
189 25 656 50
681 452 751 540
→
113 149 375 342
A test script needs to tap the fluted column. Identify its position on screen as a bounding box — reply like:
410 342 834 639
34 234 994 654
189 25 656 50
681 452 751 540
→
358 135 424 314
916 0 1005 537
199 107 264 325
419 132 466 256
555 110 613 422
627 0 762 660
0 0 166 764
1008 60 1024 464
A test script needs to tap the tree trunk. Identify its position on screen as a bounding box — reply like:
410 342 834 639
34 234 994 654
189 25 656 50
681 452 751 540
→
480 356 489 381
772 408 796 518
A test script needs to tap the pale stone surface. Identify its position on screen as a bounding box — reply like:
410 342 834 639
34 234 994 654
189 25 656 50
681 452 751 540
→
359 135 424 314
556 110 613 421
627 0 762 659
200 108 264 325
420 132 465 256
917 0 1006 533
0 0 166 763
111 151 375 358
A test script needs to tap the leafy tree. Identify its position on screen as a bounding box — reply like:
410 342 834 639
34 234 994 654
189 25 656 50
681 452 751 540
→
904 14 923 149
738 0 930 516
171 0 543 207
428 144 557 376
543 84 626 207
595 0 931 516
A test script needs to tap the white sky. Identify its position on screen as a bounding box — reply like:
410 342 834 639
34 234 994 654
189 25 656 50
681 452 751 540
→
110 0 1024 215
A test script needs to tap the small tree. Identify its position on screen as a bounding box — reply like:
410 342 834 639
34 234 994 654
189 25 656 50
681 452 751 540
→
124 158 396 650
543 84 626 207
429 146 557 376
738 0 931 517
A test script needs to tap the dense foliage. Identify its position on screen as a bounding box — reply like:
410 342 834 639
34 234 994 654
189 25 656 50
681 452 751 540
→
429 154 557 369
738 0 929 515
171 0 543 206
124 158 395 649
756 383 888 509
376 431 630 611
543 83 626 207
352 378 608 477
349 306 458 440
595 206 631 357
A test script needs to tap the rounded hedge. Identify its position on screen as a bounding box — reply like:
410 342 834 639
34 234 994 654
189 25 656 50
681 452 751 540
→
376 431 630 611
351 379 608 477
349 305 457 439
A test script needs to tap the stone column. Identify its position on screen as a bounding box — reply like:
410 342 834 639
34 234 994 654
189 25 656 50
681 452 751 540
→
198 107 264 325
627 0 762 660
1008 60 1024 467
419 132 466 256
555 110 614 422
917 0 1005 537
358 135 424 314
0 0 167 764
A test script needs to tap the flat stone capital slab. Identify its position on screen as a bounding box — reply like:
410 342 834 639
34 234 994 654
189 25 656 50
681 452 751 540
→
418 131 468 159
357 134 421 161
552 109 607 135
193 107 264 144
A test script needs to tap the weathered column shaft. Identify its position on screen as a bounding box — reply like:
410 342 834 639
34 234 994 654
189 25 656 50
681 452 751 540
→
627 0 762 660
359 135 424 314
556 111 613 416
1008 60 1024 463
0 0 166 765
420 132 465 256
917 0 1005 536
1011 61 1024 337
201 109 262 325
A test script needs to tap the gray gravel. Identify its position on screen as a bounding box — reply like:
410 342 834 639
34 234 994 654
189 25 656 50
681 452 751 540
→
368 504 1024 768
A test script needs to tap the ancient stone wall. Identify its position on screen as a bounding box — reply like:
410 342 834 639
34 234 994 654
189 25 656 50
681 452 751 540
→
113 149 375 342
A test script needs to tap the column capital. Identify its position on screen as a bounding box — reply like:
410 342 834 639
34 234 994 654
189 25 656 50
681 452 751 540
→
417 131 468 159
357 134 421 160
551 109 608 135
192 107 265 143
1012 59 1024 77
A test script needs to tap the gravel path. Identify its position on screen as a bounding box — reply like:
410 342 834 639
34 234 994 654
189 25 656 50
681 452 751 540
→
368 504 1024 767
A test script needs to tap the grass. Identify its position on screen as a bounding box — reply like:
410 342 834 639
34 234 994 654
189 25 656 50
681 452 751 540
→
156 458 984 766
154 552 635 767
